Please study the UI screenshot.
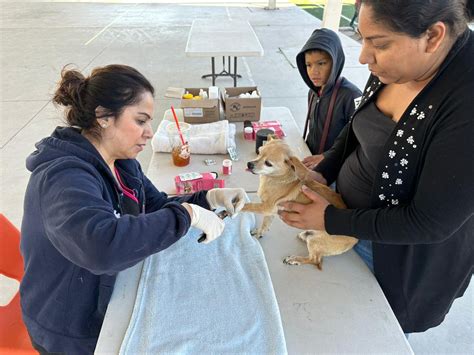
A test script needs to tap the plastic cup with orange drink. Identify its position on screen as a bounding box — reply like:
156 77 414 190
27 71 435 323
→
166 122 191 167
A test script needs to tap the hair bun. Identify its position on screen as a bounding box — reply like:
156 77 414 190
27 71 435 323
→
53 67 86 107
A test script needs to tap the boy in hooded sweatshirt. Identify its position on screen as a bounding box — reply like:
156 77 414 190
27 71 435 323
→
296 28 362 169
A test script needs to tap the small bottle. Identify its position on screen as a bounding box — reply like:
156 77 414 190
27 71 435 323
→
244 126 254 140
243 120 253 140
222 159 232 175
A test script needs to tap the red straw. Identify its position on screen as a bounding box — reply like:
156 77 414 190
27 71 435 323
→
170 106 185 146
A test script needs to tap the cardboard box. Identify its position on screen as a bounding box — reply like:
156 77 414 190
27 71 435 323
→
222 86 261 122
180 88 220 124
174 172 225 194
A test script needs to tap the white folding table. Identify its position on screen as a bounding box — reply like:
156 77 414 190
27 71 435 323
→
95 107 413 354
185 19 264 86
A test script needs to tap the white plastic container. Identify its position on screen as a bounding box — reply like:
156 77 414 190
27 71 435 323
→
208 86 219 99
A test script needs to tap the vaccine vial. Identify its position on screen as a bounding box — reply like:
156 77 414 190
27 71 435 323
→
244 126 254 140
243 120 254 140
222 159 232 175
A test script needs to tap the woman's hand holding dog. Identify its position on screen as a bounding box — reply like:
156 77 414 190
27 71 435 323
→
278 185 330 230
302 154 324 169
206 188 248 217
305 170 327 185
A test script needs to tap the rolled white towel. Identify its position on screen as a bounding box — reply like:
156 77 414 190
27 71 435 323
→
151 120 236 155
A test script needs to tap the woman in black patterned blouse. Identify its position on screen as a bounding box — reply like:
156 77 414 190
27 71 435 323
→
279 0 474 335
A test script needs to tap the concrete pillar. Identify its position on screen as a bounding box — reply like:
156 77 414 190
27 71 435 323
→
265 0 277 10
321 0 343 31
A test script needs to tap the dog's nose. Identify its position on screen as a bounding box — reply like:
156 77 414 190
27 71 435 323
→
247 161 255 170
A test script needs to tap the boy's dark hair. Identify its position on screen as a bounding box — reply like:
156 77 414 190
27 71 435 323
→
53 64 154 138
361 0 471 38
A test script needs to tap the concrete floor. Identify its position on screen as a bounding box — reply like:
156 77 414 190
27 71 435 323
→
0 1 472 354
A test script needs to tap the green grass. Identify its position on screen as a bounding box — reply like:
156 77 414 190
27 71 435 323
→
291 1 358 28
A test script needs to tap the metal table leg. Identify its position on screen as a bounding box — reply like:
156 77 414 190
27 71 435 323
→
212 57 215 86
234 57 237 87
201 56 241 86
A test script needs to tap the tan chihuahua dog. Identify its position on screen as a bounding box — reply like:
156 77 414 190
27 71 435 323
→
241 137 357 270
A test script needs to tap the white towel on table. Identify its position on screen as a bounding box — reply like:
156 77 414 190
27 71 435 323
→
119 211 287 355
151 120 236 154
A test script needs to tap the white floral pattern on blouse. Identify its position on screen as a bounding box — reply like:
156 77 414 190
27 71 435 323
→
361 78 435 206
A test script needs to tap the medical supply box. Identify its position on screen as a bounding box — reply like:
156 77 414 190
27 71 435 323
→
174 172 225 194
221 86 261 122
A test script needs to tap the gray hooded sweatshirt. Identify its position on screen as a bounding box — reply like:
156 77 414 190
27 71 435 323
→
296 28 362 154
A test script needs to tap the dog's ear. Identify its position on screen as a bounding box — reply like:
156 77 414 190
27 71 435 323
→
284 158 296 172
286 156 313 181
266 134 278 142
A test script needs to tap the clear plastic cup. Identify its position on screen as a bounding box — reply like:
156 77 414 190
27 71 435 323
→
166 122 191 167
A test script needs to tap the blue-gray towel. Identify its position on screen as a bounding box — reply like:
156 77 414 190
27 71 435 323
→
119 211 287 354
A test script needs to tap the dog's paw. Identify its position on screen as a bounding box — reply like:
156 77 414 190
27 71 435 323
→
283 256 300 265
250 228 264 239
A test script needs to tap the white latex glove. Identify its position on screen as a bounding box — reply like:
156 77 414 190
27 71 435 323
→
206 188 247 217
184 203 225 244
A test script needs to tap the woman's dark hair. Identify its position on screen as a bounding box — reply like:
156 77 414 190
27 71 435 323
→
53 64 154 137
361 0 472 38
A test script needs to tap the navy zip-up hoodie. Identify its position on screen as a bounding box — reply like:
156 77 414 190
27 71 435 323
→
20 127 209 353
296 28 362 154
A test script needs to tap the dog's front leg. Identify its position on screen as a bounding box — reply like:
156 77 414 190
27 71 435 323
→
241 203 275 239
250 215 275 239
241 202 274 215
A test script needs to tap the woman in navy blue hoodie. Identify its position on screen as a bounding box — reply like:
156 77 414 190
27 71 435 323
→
280 0 473 334
20 64 247 354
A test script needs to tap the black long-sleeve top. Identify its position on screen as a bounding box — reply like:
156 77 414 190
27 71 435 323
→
316 29 474 332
